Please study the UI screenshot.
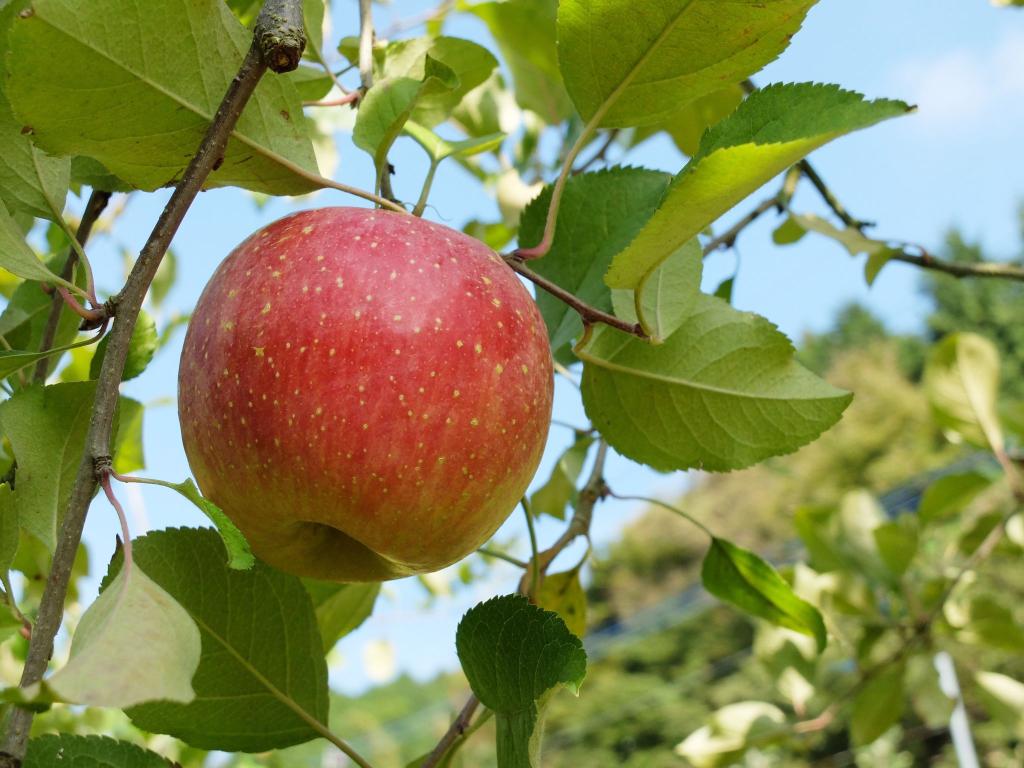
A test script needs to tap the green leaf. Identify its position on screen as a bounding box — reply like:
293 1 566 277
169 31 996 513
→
404 121 505 163
90 309 157 382
0 484 18 576
577 294 851 471
0 382 100 550
702 537 827 651
41 562 200 708
965 596 1024 651
25 735 176 768
558 0 815 128
786 213 901 285
873 518 918 577
115 528 328 751
850 663 905 745
519 167 671 358
675 701 787 766
610 238 702 342
606 84 911 289
469 0 571 123
456 594 586 768
632 85 745 157
537 569 587 637
452 72 518 139
918 470 995 525
7 0 320 195
0 199 76 290
530 435 593 520
353 57 459 182
771 215 807 245
923 332 1004 451
159 479 254 570
113 396 146 474
0 1 69 221
302 579 381 652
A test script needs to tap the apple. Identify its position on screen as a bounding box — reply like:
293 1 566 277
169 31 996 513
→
178 207 553 582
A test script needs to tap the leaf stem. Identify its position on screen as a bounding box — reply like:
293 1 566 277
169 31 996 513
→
522 498 540 599
607 491 713 538
100 473 132 569
54 286 106 325
33 190 110 383
503 255 645 338
477 547 529 569
1 5 303 759
412 160 439 217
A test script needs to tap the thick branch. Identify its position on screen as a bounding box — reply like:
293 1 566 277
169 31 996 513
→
255 0 306 72
503 256 645 338
420 695 481 768
1 6 304 762
32 189 111 383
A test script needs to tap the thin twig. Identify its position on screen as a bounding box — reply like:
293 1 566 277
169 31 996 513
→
523 498 541 599
795 158 874 231
503 256 645 338
885 247 1024 282
702 193 784 256
477 547 529 569
571 129 619 176
0 6 318 763
32 190 111 383
420 695 481 768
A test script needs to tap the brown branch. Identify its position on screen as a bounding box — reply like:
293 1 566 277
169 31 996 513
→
886 247 1024 282
0 5 321 764
795 158 874 231
503 256 646 339
702 193 784 256
32 189 111 383
420 695 481 768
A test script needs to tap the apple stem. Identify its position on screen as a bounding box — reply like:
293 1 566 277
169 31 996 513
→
412 159 440 217
503 255 646 338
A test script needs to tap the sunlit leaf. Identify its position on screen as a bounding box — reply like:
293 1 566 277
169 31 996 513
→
924 332 1004 451
606 84 910 289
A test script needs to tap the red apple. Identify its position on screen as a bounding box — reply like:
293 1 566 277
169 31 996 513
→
178 208 553 581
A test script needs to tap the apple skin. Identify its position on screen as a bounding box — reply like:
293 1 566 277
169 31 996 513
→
178 207 553 581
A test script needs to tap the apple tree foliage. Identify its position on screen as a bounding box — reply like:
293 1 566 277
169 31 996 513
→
0 0 1019 766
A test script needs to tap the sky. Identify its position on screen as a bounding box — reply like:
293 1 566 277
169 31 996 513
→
46 0 1024 696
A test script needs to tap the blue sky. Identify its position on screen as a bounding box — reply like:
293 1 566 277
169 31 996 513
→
57 0 1024 693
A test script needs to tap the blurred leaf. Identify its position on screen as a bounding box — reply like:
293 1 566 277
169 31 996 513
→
531 435 593 520
702 537 827 651
610 238 702 343
112 396 145 474
149 248 177 308
456 594 586 767
302 579 381 652
785 213 901 285
772 215 808 245
7 0 320 195
675 701 787 768
110 528 328 752
712 276 734 303
519 167 671 358
452 72 519 138
606 84 910 290
469 0 571 123
90 309 157 382
906 655 954 729
965 596 1024 651
12 529 89 604
463 219 515 252
25 734 176 767
873 518 918 578
976 671 1024 736
924 332 1004 451
850 663 905 745
0 382 100 550
918 469 995 524
0 484 17 576
578 295 851 472
40 562 200 708
538 569 587 637
558 0 815 128
793 505 845 572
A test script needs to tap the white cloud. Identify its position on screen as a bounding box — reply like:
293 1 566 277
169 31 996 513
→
892 27 1024 131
